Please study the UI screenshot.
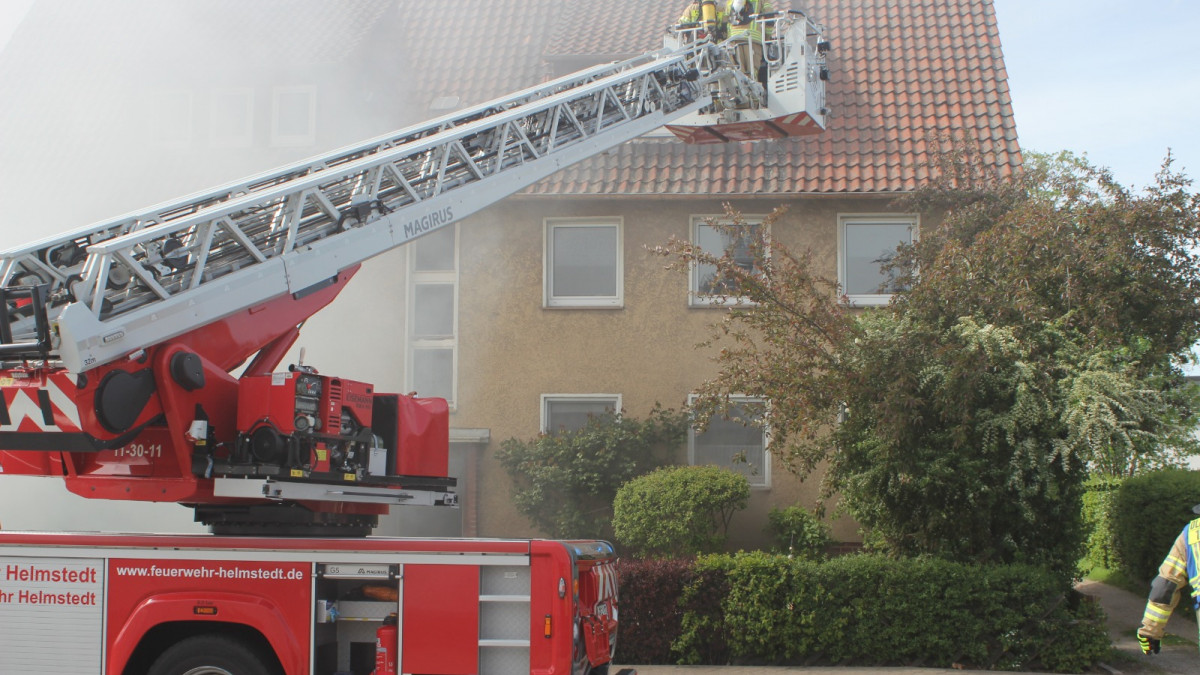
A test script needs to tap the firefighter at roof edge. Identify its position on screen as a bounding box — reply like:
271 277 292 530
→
1137 505 1200 655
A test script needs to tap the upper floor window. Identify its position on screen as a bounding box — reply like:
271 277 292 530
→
544 218 623 308
271 85 316 147
689 396 769 488
541 395 621 434
209 88 254 148
839 215 917 306
690 215 765 306
152 89 193 149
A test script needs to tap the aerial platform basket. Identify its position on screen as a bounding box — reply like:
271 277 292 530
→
664 9 830 144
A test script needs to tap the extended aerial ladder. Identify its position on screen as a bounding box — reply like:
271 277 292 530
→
0 11 828 534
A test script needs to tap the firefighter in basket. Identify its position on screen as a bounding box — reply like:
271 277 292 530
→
727 0 773 86
678 1 727 41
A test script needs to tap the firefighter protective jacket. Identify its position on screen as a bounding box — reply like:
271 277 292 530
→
727 0 774 41
1139 518 1200 640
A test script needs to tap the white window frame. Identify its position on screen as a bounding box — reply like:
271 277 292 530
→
540 394 622 434
152 89 193 150
407 345 456 406
405 225 458 408
209 87 254 148
838 214 918 307
688 395 771 488
270 85 317 147
543 217 624 309
688 214 767 307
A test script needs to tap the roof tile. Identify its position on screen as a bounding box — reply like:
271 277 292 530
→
537 0 1020 195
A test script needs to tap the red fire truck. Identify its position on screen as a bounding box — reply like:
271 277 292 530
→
0 6 828 674
0 532 623 675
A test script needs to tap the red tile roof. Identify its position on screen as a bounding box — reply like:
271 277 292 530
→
1 0 1020 198
403 0 562 116
445 0 1019 195
543 2 682 59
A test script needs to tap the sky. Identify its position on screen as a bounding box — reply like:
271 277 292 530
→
991 0 1200 190
0 1 27 54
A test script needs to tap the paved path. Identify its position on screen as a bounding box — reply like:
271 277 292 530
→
614 580 1200 675
1076 579 1199 674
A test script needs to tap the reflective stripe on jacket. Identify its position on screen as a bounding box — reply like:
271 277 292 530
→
1139 520 1193 640
1187 519 1200 597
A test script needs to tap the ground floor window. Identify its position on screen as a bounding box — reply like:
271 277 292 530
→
541 394 621 434
689 396 769 487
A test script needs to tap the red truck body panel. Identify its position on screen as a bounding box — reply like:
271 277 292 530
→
0 531 620 675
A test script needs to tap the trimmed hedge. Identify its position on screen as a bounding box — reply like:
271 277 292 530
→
617 553 1109 672
612 558 694 664
1111 469 1200 581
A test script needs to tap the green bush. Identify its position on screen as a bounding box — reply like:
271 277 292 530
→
667 553 1109 671
765 505 832 558
673 554 734 665
1111 469 1200 581
496 405 688 539
613 465 749 558
1081 476 1122 572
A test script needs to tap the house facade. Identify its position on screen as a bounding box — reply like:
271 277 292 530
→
0 0 1020 545
301 0 1022 546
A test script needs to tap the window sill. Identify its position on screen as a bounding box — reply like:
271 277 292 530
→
689 297 758 308
543 302 624 310
843 294 894 307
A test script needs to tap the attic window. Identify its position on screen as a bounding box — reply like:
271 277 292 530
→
430 96 461 113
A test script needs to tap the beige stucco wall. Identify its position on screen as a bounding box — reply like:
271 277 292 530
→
295 191 918 549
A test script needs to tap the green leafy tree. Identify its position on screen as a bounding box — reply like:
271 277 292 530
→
613 465 750 558
653 146 1200 575
496 405 689 540
833 314 1090 569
